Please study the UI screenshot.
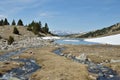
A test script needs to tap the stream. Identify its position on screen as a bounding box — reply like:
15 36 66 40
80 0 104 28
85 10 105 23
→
0 48 40 80
53 48 120 80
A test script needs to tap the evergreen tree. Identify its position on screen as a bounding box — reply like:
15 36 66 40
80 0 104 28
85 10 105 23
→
12 20 16 25
32 22 40 34
17 19 24 26
8 36 14 45
0 19 3 26
42 23 49 33
27 21 42 35
39 21 42 31
3 18 9 25
13 27 19 34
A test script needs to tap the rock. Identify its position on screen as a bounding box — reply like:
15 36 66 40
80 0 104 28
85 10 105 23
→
110 59 120 63
89 75 97 80
75 53 86 61
109 75 114 78
9 77 20 80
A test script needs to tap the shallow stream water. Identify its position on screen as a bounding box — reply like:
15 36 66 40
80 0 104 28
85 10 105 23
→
53 48 120 80
0 48 40 80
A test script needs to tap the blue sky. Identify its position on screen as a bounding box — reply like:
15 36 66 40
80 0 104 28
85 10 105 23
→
0 0 120 32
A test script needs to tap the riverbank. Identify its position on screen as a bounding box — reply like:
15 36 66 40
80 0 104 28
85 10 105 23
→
63 44 120 75
14 44 120 80
0 61 23 75
13 46 90 80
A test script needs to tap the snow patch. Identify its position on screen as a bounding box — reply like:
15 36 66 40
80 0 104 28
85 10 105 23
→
42 36 60 40
84 34 120 45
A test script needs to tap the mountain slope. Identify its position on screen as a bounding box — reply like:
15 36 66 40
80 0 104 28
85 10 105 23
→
79 23 120 38
0 26 36 41
0 26 52 41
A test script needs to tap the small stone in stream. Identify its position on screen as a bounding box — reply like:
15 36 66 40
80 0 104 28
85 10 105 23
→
9 77 20 80
75 53 86 61
109 75 114 78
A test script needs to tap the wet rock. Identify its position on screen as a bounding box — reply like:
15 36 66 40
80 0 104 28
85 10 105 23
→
75 53 87 61
89 74 97 80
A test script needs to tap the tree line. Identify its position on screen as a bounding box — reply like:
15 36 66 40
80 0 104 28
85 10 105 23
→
0 18 51 45
0 18 23 26
0 18 50 35
27 21 49 35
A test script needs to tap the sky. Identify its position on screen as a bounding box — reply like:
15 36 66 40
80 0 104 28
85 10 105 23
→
0 0 120 32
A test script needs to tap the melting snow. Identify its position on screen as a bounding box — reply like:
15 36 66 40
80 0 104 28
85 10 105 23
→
84 34 120 45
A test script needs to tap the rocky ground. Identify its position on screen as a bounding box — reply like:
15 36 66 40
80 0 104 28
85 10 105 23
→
0 37 54 51
0 26 53 51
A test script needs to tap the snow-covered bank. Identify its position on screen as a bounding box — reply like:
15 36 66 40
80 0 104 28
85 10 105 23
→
84 34 120 45
41 36 61 40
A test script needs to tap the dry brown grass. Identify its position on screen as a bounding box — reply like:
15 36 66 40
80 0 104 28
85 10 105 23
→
104 63 120 76
63 44 120 75
63 45 120 63
17 46 90 80
0 61 23 75
0 26 36 41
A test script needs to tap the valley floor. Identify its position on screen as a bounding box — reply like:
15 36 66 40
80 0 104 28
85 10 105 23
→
0 44 120 80
17 46 89 80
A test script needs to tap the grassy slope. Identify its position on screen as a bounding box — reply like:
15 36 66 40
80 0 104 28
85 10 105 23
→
0 26 36 41
69 23 120 38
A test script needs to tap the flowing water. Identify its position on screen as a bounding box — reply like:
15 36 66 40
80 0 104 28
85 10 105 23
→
53 47 120 80
0 48 40 80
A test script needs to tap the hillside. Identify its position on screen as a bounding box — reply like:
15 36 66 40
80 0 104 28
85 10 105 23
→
78 23 120 38
0 26 52 41
0 26 36 41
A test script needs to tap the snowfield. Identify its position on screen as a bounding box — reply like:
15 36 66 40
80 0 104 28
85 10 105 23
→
84 34 120 45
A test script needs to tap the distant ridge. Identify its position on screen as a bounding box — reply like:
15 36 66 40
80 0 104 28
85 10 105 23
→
51 30 77 36
78 22 120 38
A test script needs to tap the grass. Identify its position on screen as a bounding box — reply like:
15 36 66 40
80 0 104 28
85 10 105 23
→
15 46 90 80
0 61 24 75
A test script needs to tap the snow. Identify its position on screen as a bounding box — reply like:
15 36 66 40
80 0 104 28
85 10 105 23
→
41 36 61 40
84 34 120 45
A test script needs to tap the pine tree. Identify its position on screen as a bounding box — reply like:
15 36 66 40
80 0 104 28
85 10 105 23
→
17 19 24 26
39 21 42 31
3 18 9 25
13 27 19 34
42 23 49 33
32 22 40 35
8 36 14 45
0 19 3 26
12 20 16 25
